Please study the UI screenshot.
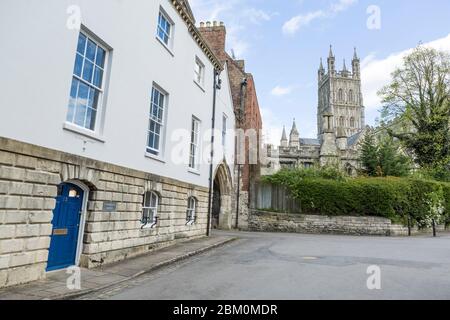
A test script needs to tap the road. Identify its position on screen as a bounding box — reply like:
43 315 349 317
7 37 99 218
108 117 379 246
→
79 230 450 300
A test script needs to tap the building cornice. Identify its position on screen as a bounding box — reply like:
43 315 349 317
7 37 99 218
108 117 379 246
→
170 0 224 71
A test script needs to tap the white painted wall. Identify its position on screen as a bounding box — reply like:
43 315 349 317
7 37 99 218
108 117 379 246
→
0 0 235 188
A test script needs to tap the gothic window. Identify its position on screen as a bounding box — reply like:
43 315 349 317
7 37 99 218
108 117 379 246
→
338 89 344 102
349 90 354 103
350 117 355 128
339 116 345 127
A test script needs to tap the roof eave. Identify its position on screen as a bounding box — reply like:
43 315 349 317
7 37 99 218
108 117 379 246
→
171 0 224 72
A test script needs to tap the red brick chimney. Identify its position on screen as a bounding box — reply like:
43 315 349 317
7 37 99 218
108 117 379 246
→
198 21 227 61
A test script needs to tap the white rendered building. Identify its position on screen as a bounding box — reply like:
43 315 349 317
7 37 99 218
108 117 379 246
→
0 0 236 287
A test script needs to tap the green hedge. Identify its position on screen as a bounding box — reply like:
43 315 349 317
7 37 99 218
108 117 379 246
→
443 183 450 226
263 171 450 225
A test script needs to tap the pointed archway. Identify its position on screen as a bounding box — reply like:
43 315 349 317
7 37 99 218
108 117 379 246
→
212 162 233 230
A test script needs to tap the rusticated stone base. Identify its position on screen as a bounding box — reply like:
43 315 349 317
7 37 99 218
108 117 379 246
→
0 137 210 288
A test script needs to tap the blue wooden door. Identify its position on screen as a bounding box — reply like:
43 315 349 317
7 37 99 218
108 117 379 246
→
47 183 84 271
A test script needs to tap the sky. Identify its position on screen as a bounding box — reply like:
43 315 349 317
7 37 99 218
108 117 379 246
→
189 0 450 145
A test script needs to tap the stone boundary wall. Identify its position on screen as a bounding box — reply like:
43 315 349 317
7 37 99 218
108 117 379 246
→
248 210 445 237
0 137 210 288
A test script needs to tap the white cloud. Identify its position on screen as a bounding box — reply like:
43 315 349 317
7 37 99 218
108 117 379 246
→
271 85 295 96
330 0 358 14
260 107 284 146
282 11 325 35
283 0 358 35
190 0 275 58
361 33 450 125
243 8 273 25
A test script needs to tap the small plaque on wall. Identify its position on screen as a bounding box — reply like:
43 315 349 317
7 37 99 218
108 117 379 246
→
103 202 117 212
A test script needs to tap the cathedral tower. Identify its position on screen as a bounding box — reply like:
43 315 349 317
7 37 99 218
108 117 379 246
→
318 46 365 140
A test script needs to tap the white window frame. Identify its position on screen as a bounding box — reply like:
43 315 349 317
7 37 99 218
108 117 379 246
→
65 30 109 136
194 57 205 88
147 85 167 158
186 197 197 225
141 191 159 229
156 8 174 53
189 116 201 171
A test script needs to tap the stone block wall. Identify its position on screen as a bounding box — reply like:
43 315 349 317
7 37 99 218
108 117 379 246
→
247 210 443 237
388 224 446 236
0 150 61 288
0 137 209 288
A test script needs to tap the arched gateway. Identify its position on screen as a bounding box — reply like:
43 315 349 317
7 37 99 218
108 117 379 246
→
211 162 233 230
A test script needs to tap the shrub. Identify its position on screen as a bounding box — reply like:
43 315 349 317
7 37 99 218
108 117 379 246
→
262 166 347 185
263 169 450 225
413 166 450 182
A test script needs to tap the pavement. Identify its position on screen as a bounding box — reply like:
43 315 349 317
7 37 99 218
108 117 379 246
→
0 234 237 300
76 230 450 300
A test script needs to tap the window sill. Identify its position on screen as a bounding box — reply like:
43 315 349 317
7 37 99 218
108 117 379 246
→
156 36 174 57
186 220 196 226
188 168 201 176
63 122 105 143
193 80 205 92
141 223 157 230
145 152 166 164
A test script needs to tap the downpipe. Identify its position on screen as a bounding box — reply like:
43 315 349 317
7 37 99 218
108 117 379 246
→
207 70 221 237
235 78 247 229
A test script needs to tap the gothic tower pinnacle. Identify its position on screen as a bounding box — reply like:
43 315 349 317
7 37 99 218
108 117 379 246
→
327 45 335 74
280 126 288 148
318 58 325 82
352 47 360 79
289 119 300 148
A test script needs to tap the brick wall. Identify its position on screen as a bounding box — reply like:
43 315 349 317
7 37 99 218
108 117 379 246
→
199 22 263 195
0 137 209 288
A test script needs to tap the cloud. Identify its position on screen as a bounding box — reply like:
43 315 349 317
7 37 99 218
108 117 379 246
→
190 0 275 58
260 107 284 146
271 85 295 96
282 11 325 35
330 0 358 13
361 33 450 124
283 0 358 35
243 8 273 25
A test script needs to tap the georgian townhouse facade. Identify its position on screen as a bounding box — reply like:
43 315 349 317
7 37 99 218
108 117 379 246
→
0 0 236 287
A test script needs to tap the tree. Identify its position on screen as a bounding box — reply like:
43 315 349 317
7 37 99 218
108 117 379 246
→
378 46 450 170
360 133 411 177
360 133 378 176
377 138 411 177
